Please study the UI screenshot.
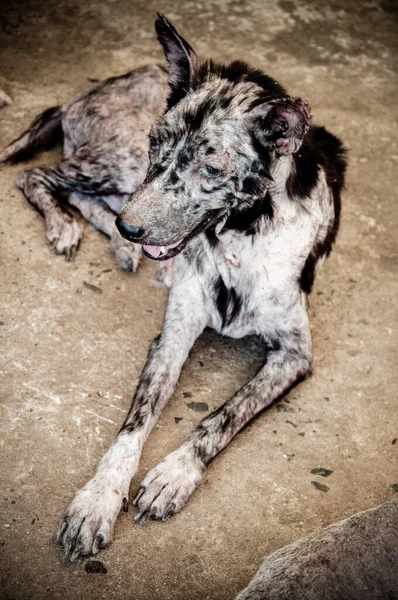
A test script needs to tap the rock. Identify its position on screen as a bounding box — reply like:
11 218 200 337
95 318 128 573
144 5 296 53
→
186 401 209 412
85 560 108 574
311 467 334 478
236 500 398 600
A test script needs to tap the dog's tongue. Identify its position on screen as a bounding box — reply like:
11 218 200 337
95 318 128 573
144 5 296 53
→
143 240 182 259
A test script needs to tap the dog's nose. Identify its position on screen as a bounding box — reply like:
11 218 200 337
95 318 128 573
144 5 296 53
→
116 217 145 241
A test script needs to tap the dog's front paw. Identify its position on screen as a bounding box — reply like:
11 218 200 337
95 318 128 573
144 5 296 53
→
133 447 205 525
46 214 81 260
56 476 127 561
110 229 142 272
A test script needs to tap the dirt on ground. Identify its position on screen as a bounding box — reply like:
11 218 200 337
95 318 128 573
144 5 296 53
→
0 1 397 599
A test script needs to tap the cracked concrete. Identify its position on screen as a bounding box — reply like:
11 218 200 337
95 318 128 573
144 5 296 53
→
0 0 397 598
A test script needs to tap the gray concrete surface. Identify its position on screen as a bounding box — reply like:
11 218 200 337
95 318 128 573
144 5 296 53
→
0 1 397 599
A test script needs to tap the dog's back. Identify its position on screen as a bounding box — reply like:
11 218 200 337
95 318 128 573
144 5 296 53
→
0 65 168 165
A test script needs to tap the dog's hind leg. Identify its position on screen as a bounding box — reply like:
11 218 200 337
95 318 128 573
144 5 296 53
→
15 147 130 260
56 275 208 560
16 167 81 260
68 192 142 272
133 311 313 523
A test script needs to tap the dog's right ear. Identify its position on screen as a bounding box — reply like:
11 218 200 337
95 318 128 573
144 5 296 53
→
155 14 198 108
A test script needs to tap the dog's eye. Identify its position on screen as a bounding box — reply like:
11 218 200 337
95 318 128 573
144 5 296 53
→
149 138 160 152
200 165 223 179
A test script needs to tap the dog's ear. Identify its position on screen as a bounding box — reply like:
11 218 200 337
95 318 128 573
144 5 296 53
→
250 97 311 155
155 14 198 107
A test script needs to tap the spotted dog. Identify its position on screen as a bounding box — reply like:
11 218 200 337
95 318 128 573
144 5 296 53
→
54 15 346 560
0 64 169 272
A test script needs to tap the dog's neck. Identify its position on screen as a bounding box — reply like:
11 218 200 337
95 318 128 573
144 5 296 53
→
217 153 295 236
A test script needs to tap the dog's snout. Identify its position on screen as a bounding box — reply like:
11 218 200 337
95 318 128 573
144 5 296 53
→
116 217 145 241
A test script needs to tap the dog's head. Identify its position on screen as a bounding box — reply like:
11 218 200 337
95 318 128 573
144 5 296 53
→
117 15 311 261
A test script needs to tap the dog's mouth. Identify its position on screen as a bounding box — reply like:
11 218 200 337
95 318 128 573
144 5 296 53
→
141 209 225 262
142 239 182 261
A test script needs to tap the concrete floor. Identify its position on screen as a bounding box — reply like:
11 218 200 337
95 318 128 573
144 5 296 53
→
0 1 397 598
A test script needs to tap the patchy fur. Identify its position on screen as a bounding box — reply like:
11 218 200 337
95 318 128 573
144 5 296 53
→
1 65 169 272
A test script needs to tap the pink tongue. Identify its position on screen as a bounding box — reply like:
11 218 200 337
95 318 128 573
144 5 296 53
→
142 239 182 259
143 245 162 258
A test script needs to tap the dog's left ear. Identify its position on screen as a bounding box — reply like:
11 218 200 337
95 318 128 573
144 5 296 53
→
250 97 311 155
155 14 198 107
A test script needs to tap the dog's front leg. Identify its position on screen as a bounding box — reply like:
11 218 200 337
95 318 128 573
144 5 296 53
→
57 275 208 560
68 192 143 272
134 316 313 522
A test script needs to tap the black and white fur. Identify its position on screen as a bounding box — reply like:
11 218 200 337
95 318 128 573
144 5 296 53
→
18 16 346 560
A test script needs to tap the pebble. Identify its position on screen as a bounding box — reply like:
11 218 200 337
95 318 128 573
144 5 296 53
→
311 481 329 492
311 468 334 478
186 401 209 412
85 560 108 574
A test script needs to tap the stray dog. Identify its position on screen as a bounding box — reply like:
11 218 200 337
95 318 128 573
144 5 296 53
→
40 15 344 560
0 63 169 272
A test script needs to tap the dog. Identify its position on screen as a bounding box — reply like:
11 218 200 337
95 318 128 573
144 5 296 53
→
7 15 346 561
0 62 170 273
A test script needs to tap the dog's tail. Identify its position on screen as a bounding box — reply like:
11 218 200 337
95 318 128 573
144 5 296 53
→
0 105 63 164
